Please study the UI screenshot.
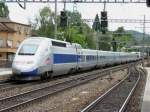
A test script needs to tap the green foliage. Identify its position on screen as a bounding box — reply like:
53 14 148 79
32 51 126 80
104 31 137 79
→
112 26 134 51
31 7 96 49
92 14 101 32
98 33 111 51
92 13 110 50
31 7 55 38
67 11 82 26
83 23 96 49
65 11 96 48
0 2 9 18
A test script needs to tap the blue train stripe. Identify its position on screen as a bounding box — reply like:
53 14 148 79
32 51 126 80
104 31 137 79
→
21 68 38 76
53 54 98 64
53 54 77 64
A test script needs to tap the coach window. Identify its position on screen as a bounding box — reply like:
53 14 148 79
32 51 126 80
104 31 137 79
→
52 41 66 47
83 55 86 62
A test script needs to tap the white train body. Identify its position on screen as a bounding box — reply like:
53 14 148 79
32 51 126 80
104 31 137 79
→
12 37 141 80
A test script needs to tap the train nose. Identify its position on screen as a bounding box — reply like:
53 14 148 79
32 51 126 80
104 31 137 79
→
12 60 37 75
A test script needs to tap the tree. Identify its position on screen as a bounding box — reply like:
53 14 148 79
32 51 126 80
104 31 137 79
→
31 7 55 38
83 23 96 49
0 3 9 18
98 33 111 51
92 14 101 32
112 26 134 51
62 11 96 48
31 7 96 49
67 11 82 26
113 26 125 37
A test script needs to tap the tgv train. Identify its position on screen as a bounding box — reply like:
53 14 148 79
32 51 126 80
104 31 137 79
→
12 37 141 80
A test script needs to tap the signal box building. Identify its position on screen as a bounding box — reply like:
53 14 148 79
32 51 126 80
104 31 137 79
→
0 18 31 61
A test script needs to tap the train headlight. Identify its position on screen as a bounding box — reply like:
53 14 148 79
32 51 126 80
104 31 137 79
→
26 61 34 64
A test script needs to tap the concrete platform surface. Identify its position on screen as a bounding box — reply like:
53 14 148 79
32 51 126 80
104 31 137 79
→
141 67 150 112
0 68 12 75
0 68 12 81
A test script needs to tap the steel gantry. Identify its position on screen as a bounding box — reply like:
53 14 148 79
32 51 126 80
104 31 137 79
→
2 0 148 38
3 0 146 3
83 19 150 23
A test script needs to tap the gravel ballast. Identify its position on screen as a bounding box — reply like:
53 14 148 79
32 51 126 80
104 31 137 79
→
20 69 127 112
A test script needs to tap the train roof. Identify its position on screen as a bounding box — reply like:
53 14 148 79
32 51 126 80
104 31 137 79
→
27 37 83 48
28 37 70 44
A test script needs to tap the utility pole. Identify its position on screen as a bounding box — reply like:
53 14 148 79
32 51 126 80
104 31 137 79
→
103 1 106 11
63 0 66 11
73 1 78 13
142 15 146 66
143 15 146 45
54 0 57 39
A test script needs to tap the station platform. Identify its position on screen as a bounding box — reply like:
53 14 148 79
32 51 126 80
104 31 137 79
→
0 68 12 81
141 67 150 112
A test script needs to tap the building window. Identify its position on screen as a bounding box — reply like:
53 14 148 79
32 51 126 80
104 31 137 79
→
0 37 3 48
17 41 20 48
24 27 27 35
7 53 14 61
7 40 13 48
7 34 13 48
17 26 21 35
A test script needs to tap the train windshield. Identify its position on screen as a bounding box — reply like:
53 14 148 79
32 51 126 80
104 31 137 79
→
18 44 39 55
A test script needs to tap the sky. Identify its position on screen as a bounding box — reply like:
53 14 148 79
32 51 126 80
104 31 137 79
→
6 2 150 34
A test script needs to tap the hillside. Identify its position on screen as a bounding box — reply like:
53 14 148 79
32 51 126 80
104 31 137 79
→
127 30 150 44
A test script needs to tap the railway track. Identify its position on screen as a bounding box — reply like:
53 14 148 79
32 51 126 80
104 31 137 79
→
0 81 42 94
0 82 13 90
0 63 129 99
81 67 140 112
0 62 135 112
0 62 133 93
0 64 128 94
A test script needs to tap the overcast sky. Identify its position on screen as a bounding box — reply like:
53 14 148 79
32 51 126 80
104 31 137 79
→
6 2 150 33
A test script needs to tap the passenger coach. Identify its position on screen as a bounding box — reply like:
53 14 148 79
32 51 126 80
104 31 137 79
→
12 37 141 80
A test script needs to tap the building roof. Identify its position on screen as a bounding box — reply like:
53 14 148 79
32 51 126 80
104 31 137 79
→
0 17 30 27
0 23 15 32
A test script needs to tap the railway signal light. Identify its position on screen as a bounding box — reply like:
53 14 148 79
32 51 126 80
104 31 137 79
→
101 11 108 34
111 38 117 51
146 0 150 7
101 11 108 28
60 11 68 27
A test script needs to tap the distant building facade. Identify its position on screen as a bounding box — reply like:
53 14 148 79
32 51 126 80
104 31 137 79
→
0 18 31 61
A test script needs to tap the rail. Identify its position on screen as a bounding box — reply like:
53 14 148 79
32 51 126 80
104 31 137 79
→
81 67 140 112
0 62 130 112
